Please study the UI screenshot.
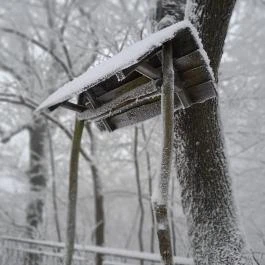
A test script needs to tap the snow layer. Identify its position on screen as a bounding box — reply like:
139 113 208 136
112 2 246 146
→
36 20 213 112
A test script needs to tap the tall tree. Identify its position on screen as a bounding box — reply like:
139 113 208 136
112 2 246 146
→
26 116 48 265
155 0 254 264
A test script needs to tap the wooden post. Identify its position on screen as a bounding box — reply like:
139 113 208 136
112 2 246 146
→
64 118 84 265
152 41 174 265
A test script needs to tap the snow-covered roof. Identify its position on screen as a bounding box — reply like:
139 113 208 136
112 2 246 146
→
37 20 210 112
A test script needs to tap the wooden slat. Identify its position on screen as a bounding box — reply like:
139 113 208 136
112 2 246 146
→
109 81 216 129
82 92 113 132
78 81 160 122
61 101 87 112
48 101 64 112
135 62 162 80
175 73 192 109
181 65 212 88
187 81 217 103
174 50 204 72
172 27 199 58
110 100 161 129
97 76 150 103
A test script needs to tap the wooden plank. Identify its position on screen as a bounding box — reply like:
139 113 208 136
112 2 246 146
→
78 81 160 122
82 92 113 132
61 101 87 112
135 62 162 80
110 100 162 129
97 75 150 103
181 65 212 88
174 50 204 72
186 81 217 103
175 73 192 108
109 81 216 129
48 101 64 112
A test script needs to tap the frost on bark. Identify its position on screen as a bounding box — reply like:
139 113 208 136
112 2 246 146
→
155 0 254 264
152 41 175 265
25 116 48 265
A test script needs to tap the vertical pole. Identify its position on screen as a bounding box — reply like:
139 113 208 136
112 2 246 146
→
64 118 84 265
152 40 174 265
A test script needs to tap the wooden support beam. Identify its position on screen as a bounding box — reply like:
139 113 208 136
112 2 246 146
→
61 101 88 112
97 76 149 103
136 62 162 80
175 73 192 109
152 40 174 265
83 92 113 132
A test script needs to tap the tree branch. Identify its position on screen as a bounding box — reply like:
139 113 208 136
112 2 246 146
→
1 124 30 143
0 95 91 162
0 27 73 80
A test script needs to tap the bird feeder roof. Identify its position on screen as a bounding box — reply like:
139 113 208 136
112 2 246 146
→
37 21 216 132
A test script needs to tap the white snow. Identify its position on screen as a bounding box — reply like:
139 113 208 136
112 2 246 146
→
36 20 214 112
0 176 26 193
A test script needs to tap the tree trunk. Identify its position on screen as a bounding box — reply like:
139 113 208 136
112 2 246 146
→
141 124 155 254
86 124 105 265
25 116 48 265
154 0 254 264
47 127 62 242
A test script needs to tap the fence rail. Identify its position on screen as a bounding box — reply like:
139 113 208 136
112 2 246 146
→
1 236 194 265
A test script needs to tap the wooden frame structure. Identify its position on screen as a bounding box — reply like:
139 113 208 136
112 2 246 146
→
37 21 216 132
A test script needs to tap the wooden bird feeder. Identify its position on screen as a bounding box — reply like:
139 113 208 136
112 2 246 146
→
37 21 216 132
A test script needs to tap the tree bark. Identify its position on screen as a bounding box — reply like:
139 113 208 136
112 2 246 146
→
47 127 62 242
86 124 105 265
141 124 155 254
133 126 145 262
25 116 48 265
155 0 254 264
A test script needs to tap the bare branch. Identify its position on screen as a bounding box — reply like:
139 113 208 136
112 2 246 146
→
0 27 73 80
1 124 30 143
0 95 91 162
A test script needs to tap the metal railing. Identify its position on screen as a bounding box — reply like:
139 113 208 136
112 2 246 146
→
0 236 194 265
